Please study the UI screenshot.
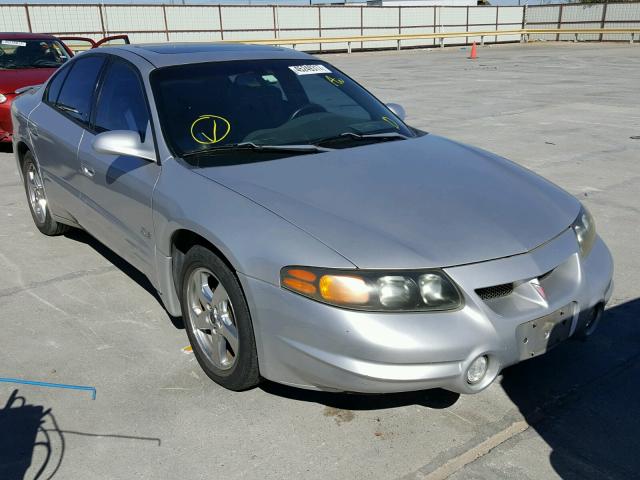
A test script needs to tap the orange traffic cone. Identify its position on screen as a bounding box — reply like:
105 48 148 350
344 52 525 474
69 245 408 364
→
469 42 477 60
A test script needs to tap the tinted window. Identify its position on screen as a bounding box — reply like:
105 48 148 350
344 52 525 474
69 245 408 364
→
298 74 368 120
45 64 71 104
56 56 105 124
151 59 413 157
94 60 149 140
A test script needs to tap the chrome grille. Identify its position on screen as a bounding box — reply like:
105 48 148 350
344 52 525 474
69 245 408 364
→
476 283 514 300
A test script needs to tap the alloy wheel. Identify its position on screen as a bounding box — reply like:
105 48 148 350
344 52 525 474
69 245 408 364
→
186 267 239 370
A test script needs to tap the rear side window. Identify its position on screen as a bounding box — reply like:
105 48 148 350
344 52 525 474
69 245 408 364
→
45 64 71 104
56 55 105 124
94 60 149 140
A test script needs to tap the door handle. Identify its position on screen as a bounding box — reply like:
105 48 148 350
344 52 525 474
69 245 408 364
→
81 166 95 178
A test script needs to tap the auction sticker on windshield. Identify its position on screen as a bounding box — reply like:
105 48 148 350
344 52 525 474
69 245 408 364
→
1 40 27 47
289 64 332 75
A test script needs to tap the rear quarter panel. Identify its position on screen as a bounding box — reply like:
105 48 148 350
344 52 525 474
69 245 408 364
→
11 87 43 175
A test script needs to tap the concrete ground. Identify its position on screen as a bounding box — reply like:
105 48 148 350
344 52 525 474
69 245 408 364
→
1 42 639 480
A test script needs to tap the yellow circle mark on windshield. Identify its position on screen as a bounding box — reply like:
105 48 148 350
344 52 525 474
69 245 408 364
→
324 75 345 87
190 115 231 145
381 116 400 130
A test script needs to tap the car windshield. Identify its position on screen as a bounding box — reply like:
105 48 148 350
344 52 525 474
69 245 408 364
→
151 59 415 159
0 39 70 69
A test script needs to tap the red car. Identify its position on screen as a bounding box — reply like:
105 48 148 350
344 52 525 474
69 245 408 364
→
0 32 128 143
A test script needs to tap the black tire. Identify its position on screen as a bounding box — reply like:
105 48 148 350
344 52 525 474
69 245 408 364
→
180 245 260 391
22 151 69 236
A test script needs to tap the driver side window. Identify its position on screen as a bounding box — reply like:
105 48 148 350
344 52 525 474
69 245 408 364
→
93 59 150 141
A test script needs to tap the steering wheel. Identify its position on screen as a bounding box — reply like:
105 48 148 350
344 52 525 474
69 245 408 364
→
289 103 327 121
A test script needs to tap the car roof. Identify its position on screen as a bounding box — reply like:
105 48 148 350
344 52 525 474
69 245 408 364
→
99 42 313 68
0 32 59 41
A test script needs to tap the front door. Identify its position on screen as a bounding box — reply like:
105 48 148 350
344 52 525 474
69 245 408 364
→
76 58 160 278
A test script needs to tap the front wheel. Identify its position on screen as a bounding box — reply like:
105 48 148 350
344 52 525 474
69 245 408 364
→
180 245 260 391
22 151 69 236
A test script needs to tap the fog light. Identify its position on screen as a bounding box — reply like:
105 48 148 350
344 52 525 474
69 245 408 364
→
466 355 488 385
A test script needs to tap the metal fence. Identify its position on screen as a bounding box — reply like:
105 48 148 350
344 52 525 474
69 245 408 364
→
1 2 639 51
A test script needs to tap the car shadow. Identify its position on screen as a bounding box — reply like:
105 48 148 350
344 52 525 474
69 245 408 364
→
0 388 162 479
63 229 183 329
500 298 640 479
0 389 64 480
106 155 150 185
261 298 640 480
0 143 13 154
260 381 460 410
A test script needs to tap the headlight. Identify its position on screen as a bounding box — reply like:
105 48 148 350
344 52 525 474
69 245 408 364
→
571 205 596 258
0 94 7 104
281 266 463 312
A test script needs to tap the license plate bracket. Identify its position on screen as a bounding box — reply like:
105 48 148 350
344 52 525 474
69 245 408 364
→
516 303 575 360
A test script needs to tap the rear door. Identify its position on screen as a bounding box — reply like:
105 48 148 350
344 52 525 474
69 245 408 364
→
29 55 106 222
76 57 160 277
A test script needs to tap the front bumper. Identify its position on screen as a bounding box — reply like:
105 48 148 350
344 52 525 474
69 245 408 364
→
239 229 613 394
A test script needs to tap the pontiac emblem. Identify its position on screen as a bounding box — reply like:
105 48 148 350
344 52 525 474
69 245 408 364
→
531 280 547 301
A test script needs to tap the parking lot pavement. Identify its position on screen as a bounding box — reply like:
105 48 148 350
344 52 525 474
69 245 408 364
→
1 42 639 479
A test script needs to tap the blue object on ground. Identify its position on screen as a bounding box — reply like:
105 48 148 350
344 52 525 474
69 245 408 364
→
0 378 96 400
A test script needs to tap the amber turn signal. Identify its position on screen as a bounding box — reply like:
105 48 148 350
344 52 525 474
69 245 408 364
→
282 276 316 295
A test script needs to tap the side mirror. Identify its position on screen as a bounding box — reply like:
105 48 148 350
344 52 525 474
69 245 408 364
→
386 103 406 121
92 130 156 162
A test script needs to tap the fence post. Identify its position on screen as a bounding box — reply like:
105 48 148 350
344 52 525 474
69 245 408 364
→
433 6 437 48
360 6 364 51
218 5 224 41
24 4 32 33
556 4 563 42
98 3 106 36
466 5 469 45
162 5 169 42
599 2 608 42
495 6 499 44
318 6 322 53
272 6 278 39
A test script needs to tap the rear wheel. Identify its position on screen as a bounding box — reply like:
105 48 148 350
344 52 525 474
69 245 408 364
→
180 245 260 391
22 151 69 236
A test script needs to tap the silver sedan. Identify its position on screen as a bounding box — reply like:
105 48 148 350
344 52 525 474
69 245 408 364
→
11 43 613 394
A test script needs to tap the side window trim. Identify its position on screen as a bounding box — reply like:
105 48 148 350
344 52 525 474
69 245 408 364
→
89 55 115 131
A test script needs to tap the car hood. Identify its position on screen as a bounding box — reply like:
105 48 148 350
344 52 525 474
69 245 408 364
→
0 68 56 94
197 135 580 269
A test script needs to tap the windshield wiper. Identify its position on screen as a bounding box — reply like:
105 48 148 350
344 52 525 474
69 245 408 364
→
182 142 332 158
314 131 409 147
